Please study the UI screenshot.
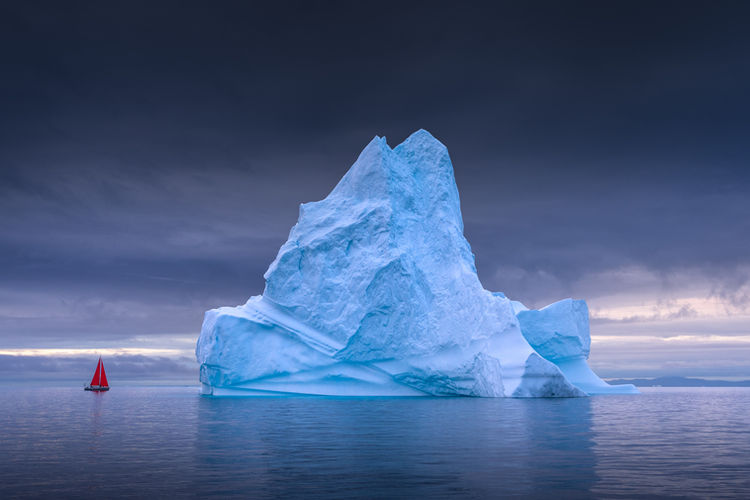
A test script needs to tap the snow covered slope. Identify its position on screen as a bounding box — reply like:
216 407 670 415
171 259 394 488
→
196 130 636 397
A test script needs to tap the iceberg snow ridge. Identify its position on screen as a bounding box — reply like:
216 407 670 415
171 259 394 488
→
196 129 638 397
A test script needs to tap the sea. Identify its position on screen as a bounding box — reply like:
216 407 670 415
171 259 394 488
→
1 386 749 499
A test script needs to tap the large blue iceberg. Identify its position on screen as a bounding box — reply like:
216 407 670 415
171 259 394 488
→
196 130 637 397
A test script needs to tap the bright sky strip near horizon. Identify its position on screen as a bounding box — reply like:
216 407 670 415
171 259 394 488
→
1 1 749 381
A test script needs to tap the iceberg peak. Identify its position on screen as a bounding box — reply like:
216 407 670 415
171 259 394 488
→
196 130 637 397
396 128 447 151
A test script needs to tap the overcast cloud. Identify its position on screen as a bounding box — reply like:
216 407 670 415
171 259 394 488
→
1 1 749 380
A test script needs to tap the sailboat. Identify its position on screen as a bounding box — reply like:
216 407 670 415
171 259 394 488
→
84 356 110 391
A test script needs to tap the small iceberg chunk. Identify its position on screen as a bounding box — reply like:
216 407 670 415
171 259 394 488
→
516 299 638 395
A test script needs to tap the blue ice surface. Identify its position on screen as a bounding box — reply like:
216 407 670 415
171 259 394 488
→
196 130 636 397
516 298 637 395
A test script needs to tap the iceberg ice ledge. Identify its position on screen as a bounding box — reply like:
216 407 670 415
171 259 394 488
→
196 129 637 397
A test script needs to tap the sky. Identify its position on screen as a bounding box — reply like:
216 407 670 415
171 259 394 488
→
1 1 749 383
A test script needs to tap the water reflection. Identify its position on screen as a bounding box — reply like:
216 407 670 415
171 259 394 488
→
591 389 750 498
3 388 750 498
194 397 598 498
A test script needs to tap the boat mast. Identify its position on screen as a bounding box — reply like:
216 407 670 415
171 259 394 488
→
90 357 102 387
99 358 108 387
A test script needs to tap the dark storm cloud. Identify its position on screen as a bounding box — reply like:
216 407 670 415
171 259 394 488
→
1 1 749 370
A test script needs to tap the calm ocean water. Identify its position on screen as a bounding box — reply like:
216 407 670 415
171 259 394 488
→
1 386 749 499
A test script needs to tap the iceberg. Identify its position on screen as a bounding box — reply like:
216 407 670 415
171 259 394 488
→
196 130 637 397
515 299 637 395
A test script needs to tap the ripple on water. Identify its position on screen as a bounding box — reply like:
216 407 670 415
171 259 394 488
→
0 386 749 498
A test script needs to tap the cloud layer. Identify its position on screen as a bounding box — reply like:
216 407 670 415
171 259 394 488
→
1 2 749 379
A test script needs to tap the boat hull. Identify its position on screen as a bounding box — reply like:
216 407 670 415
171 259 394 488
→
84 386 110 391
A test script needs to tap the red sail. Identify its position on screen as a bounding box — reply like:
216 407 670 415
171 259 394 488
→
90 358 102 386
99 358 109 387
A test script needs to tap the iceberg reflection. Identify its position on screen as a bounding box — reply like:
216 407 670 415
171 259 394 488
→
193 396 597 497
